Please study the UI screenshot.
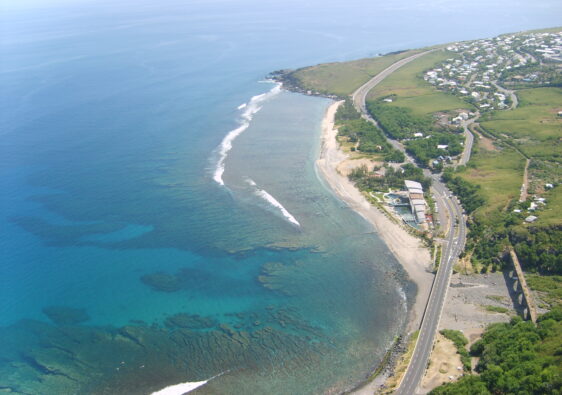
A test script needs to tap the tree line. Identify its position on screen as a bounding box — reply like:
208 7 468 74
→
432 308 562 394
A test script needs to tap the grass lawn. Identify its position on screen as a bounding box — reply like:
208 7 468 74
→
526 274 562 307
479 88 562 158
459 148 525 216
290 50 422 97
476 87 561 225
366 49 470 115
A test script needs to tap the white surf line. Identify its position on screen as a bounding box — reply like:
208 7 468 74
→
212 83 282 186
150 372 226 395
150 379 209 395
246 178 301 227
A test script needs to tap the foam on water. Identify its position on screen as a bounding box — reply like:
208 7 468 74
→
151 372 225 395
246 178 300 227
150 379 209 395
213 83 282 186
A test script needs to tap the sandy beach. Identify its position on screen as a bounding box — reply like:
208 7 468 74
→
316 101 434 332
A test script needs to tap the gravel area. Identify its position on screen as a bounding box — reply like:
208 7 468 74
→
440 272 515 332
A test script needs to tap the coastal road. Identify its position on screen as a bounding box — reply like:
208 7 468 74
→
352 50 437 118
394 176 467 395
458 117 477 166
350 50 468 394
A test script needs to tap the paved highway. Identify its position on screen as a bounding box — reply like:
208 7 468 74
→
350 50 468 394
351 50 435 116
458 118 475 166
394 176 467 395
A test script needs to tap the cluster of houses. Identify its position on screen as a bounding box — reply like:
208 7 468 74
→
513 184 554 224
423 31 562 113
521 32 562 63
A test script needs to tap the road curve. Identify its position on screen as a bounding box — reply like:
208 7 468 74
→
352 50 436 116
350 50 467 395
458 117 477 166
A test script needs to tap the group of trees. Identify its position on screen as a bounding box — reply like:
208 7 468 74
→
367 100 463 166
366 100 432 140
442 169 486 214
500 63 562 88
466 215 511 271
336 100 405 162
432 308 562 394
510 225 562 274
405 132 463 167
349 163 431 193
442 168 562 274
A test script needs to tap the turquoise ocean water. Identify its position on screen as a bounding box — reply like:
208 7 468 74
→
1 0 560 393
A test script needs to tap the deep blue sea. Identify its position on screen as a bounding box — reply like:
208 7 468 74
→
1 0 560 393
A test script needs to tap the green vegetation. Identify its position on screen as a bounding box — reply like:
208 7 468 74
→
439 329 471 371
442 87 560 273
455 149 524 216
475 87 561 230
335 100 405 161
432 310 562 394
277 28 561 285
366 50 469 115
335 98 361 121
275 28 562 394
526 274 562 308
405 133 463 166
479 88 562 158
536 183 562 227
366 100 432 139
511 225 562 274
367 100 464 166
273 50 422 97
349 163 431 193
483 305 509 314
442 169 485 214
500 64 562 88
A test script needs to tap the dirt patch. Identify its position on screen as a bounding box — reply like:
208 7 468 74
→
420 333 464 393
336 158 381 176
474 130 498 151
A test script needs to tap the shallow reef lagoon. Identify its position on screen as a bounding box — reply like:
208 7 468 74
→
1 0 560 393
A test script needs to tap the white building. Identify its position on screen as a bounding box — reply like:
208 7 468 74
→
405 180 427 224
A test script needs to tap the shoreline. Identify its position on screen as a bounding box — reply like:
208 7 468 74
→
315 100 435 389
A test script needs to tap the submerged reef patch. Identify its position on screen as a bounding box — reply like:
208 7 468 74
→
0 311 330 394
164 313 217 330
42 306 90 325
140 272 184 293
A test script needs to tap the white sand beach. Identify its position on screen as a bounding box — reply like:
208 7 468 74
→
316 101 434 332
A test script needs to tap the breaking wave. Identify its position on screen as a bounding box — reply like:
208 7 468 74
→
151 372 225 395
246 178 300 227
212 83 281 186
150 378 209 395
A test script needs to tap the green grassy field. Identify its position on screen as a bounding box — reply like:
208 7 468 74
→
526 274 562 307
476 87 561 225
480 88 562 143
288 50 422 97
366 50 469 115
458 148 525 216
